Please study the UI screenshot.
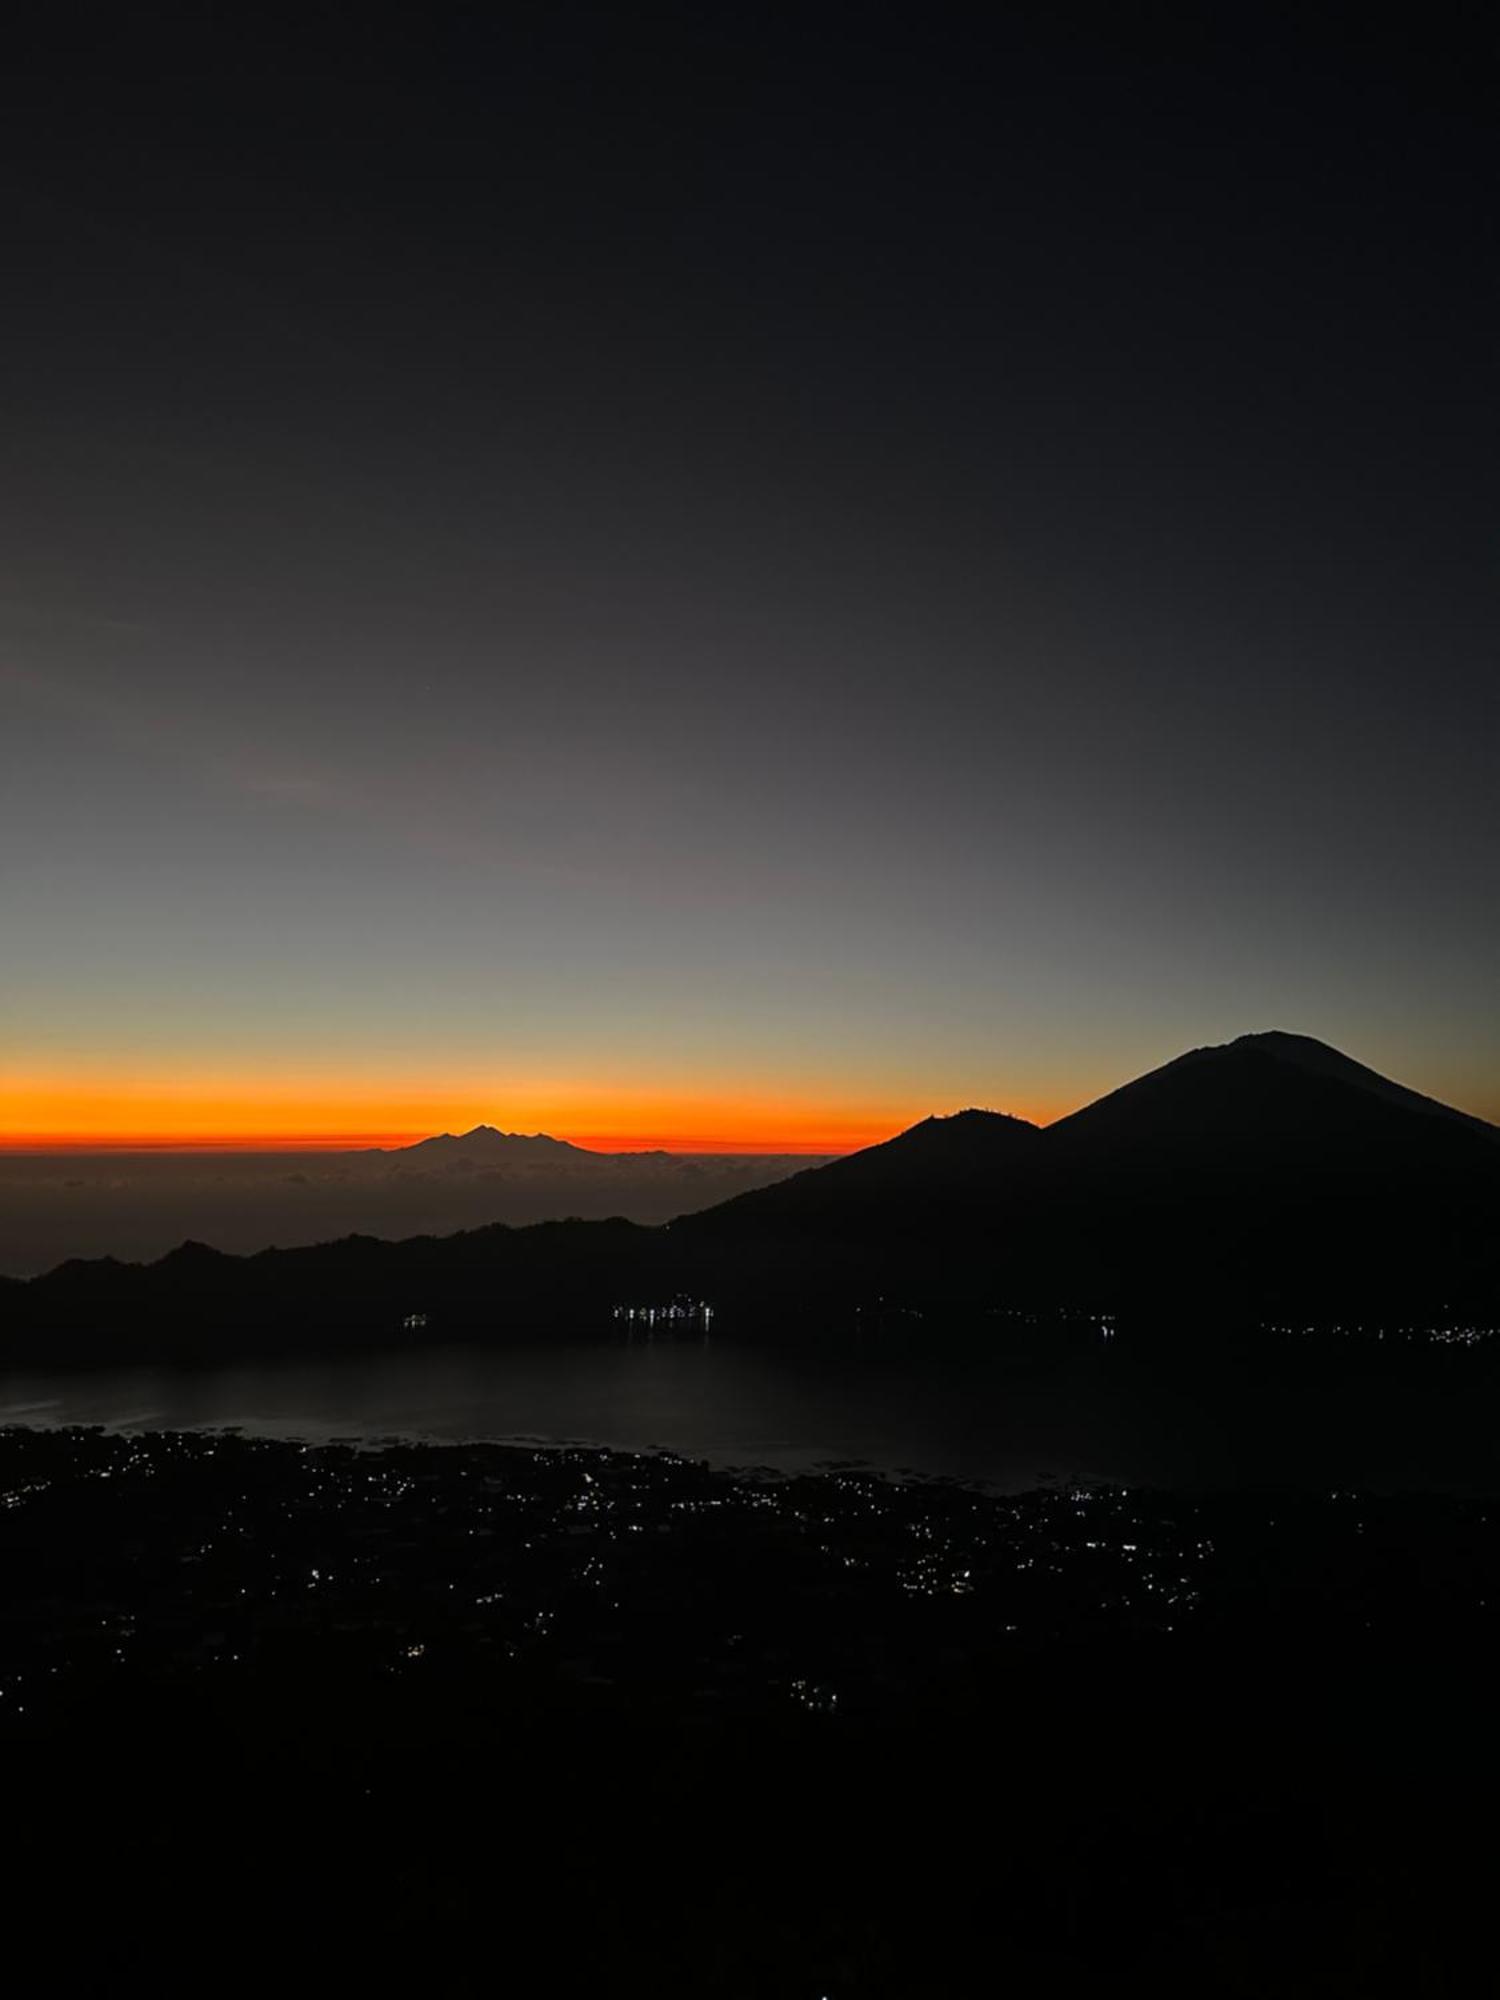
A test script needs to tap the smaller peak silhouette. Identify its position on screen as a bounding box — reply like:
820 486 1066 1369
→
151 1240 235 1282
678 1105 1039 1233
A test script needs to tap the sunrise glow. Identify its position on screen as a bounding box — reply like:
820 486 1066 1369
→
0 1069 1067 1154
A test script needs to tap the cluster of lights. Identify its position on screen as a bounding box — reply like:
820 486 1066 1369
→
1266 1320 1499 1345
612 1298 715 1330
5 1424 1499 1740
788 1677 839 1714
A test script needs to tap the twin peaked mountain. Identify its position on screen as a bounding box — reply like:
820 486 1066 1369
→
6 1033 1499 1358
675 1032 1500 1311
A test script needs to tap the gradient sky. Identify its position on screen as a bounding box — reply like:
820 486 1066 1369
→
3 8 1496 1147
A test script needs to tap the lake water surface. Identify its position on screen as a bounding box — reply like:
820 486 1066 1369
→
2 1335 1495 1491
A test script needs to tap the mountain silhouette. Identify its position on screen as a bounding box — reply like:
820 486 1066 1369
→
665 1107 1044 1304
1048 1032 1500 1160
675 1034 1500 1313
382 1126 592 1163
1029 1033 1500 1307
681 1108 1041 1235
5 1034 1498 1361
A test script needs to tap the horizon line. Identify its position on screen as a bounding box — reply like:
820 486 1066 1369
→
0 1131 861 1157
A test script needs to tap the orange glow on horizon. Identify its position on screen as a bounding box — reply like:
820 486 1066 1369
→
0 1071 1065 1155
0 1130 864 1156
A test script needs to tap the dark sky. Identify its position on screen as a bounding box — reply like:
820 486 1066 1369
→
3 6 1496 1142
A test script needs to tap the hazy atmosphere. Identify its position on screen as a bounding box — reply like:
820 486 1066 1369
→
0 1131 832 1276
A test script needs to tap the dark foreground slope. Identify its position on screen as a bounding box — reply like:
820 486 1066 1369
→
4 1035 1497 1364
4 1425 1498 1998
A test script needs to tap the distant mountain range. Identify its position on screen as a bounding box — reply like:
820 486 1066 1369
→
375 1125 679 1165
383 1125 600 1162
4 1033 1498 1362
0 1134 833 1276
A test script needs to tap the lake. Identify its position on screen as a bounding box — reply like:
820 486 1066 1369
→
2 1332 1495 1490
